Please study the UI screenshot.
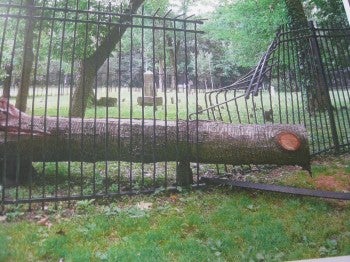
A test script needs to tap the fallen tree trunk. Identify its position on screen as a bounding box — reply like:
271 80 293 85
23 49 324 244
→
0 98 310 185
0 105 310 166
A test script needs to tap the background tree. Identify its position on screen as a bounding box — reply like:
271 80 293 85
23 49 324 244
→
70 0 145 117
205 0 287 69
284 0 333 113
285 0 308 27
304 0 348 26
203 0 347 86
15 0 35 112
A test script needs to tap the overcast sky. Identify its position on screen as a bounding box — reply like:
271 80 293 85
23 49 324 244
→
169 0 219 16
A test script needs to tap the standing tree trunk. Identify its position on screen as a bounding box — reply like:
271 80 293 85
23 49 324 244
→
70 60 96 117
15 0 35 112
285 0 308 28
70 0 145 118
158 59 165 92
6 0 36 185
166 35 180 91
284 0 331 113
2 64 12 98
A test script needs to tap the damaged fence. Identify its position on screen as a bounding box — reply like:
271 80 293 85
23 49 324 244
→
198 22 350 155
0 1 349 208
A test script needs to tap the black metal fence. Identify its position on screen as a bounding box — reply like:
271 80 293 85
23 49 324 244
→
197 22 350 155
0 1 204 208
0 1 349 208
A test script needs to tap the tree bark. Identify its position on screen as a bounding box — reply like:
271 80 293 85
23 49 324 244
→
6 0 35 185
0 98 310 186
285 0 308 28
15 0 35 112
166 36 180 90
158 59 165 92
70 0 145 118
0 107 310 170
2 64 12 98
284 0 331 113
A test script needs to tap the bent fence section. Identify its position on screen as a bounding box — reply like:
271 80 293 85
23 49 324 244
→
0 1 349 207
199 22 350 155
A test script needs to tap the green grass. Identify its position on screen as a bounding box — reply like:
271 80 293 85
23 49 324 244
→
3 161 179 201
1 155 350 261
18 87 199 121
1 189 350 261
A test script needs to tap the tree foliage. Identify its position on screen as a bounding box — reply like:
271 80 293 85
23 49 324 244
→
304 0 348 26
204 0 287 68
202 0 347 72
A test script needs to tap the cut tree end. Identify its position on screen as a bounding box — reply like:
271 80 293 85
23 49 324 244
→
277 131 302 152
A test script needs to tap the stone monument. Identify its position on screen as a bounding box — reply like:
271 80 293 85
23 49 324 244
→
137 71 163 107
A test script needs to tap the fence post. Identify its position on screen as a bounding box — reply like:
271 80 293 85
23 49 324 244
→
308 21 340 153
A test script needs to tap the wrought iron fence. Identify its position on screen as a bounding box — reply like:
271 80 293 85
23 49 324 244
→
0 0 349 208
0 0 204 208
197 21 350 155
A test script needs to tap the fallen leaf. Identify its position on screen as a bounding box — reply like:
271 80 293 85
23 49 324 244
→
136 201 152 210
169 194 178 203
0 215 7 222
37 216 52 228
37 216 49 225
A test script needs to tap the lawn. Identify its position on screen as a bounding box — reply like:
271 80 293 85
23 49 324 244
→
1 154 349 261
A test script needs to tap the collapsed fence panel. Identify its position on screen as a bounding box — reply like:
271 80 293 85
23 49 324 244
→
198 22 350 155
